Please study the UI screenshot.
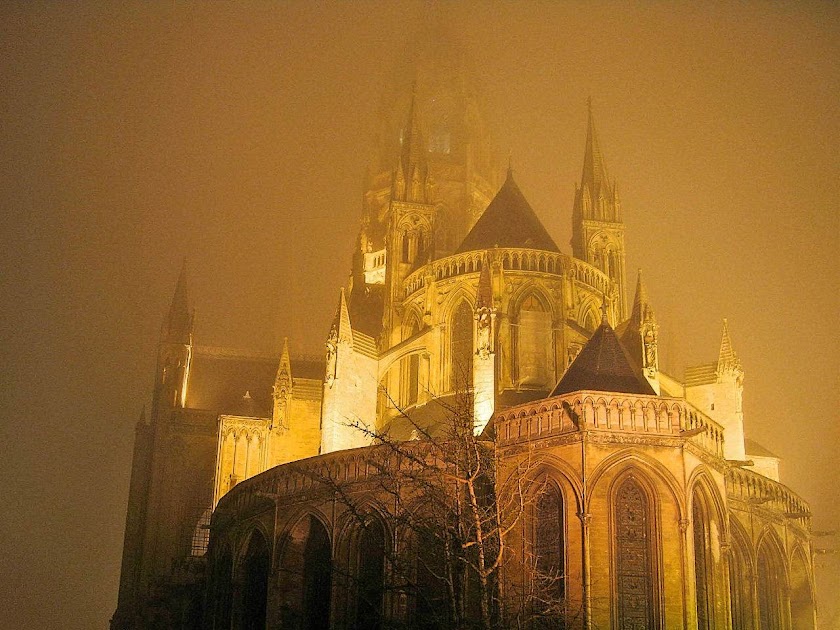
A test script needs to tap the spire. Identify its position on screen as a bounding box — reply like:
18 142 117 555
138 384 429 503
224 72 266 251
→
581 97 610 196
629 269 654 328
401 81 424 175
276 337 292 383
273 337 293 429
330 288 353 344
163 259 192 344
718 319 742 374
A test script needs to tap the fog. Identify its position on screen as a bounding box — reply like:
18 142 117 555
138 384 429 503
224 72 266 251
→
0 2 837 628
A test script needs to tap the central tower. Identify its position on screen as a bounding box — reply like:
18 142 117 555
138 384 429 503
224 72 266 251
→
347 34 501 344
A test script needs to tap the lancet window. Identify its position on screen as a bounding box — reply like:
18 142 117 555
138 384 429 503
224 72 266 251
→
534 482 565 606
692 493 712 630
756 541 783 630
450 301 473 390
614 476 656 629
515 294 552 387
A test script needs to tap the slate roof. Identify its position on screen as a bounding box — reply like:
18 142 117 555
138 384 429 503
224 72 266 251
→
456 171 560 254
185 347 323 417
550 320 656 397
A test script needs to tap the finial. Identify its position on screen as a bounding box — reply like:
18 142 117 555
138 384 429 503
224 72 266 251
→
600 296 609 325
507 151 513 178
587 95 593 115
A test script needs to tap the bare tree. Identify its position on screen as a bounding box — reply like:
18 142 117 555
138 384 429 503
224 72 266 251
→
294 376 576 630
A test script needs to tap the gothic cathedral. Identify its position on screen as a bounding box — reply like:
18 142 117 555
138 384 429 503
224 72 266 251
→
112 45 817 630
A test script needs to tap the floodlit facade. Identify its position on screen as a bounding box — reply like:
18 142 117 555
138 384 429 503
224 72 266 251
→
112 50 817 630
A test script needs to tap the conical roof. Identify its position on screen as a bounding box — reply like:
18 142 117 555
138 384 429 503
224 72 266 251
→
456 171 559 254
550 320 655 397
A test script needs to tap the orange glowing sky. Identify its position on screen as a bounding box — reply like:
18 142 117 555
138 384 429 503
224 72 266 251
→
0 2 837 627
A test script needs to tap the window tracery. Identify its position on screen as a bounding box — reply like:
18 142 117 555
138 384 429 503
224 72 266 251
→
614 476 656 630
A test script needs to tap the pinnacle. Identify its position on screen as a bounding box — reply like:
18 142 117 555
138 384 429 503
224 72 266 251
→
164 258 192 343
717 318 742 373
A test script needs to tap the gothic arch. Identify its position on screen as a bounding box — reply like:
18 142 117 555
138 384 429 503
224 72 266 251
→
609 469 663 630
689 479 723 630
587 450 686 518
447 296 474 391
235 529 270 630
728 518 755 630
277 513 334 630
755 529 788 630
789 545 816 630
510 286 556 387
336 511 390 630
402 307 422 341
529 477 568 613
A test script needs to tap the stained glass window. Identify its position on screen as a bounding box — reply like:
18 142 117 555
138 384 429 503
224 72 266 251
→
535 483 565 605
615 477 655 630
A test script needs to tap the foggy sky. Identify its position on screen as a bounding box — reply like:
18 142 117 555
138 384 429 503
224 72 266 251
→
1 3 837 628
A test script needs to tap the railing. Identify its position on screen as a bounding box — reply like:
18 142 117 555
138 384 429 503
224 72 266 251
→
726 467 811 525
403 248 613 298
213 443 427 524
495 391 726 459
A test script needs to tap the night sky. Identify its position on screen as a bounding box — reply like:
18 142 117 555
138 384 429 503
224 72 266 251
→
1 3 837 628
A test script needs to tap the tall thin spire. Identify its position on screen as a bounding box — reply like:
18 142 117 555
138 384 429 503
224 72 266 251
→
718 319 742 374
164 259 192 344
629 269 652 327
581 97 610 196
401 80 424 173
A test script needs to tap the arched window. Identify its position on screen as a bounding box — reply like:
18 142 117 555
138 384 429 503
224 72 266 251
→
516 294 552 387
240 532 270 630
450 301 473 390
790 549 815 630
614 477 656 629
728 527 753 630
353 519 386 629
278 515 333 630
533 481 565 619
756 540 783 630
405 354 419 406
402 232 411 262
692 492 712 630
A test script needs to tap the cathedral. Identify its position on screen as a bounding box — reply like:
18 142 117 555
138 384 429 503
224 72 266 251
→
112 47 818 630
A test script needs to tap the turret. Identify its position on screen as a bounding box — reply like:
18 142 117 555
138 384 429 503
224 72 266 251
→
685 320 747 460
320 289 378 454
571 100 628 317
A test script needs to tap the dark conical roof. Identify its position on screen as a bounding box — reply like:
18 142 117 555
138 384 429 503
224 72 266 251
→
550 320 655 397
455 171 560 254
